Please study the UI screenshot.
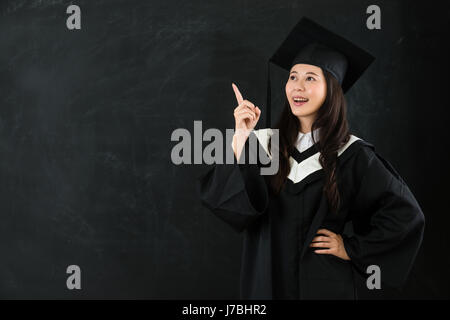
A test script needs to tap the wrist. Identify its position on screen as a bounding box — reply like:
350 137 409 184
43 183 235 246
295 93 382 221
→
234 128 252 137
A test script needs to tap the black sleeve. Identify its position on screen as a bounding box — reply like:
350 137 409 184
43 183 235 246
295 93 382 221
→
343 146 425 289
197 132 270 233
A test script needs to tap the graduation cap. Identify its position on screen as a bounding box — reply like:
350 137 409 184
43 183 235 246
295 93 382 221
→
265 17 375 127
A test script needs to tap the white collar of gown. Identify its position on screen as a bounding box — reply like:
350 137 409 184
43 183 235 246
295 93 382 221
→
296 128 321 153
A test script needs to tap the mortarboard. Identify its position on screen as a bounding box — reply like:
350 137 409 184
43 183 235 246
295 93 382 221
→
265 17 375 127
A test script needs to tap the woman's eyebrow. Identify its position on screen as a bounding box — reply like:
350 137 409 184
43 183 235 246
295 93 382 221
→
289 71 319 76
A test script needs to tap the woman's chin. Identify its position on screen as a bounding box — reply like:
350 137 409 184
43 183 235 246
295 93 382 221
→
290 108 315 118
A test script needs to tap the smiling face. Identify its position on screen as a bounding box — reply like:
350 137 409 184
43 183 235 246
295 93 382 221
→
285 64 327 131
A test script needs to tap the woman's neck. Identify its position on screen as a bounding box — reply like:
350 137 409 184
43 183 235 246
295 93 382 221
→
297 115 316 133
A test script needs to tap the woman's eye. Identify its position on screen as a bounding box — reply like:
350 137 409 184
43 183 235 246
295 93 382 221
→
306 76 315 81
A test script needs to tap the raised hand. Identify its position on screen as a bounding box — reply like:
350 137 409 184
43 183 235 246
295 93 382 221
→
231 83 262 160
232 83 261 133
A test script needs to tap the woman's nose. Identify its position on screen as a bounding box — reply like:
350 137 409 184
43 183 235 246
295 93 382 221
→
295 81 305 91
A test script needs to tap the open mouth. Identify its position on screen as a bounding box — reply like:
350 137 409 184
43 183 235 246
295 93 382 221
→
292 96 309 106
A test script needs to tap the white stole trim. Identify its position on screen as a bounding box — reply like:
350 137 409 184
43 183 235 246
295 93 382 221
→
287 135 361 184
252 128 274 159
252 129 361 184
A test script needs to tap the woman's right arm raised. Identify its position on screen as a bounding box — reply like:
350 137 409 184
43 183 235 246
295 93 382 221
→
197 83 268 233
232 83 261 161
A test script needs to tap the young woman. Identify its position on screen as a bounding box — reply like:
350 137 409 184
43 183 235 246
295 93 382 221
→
199 17 425 300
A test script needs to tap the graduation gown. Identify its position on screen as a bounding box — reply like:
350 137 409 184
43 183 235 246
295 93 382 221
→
198 128 425 300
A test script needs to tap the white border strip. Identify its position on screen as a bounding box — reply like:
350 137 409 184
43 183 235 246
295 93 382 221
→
253 129 361 184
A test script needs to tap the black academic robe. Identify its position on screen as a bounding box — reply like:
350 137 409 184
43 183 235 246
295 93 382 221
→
198 129 425 300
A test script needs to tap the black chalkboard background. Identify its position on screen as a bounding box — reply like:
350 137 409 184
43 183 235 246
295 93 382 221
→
0 0 448 299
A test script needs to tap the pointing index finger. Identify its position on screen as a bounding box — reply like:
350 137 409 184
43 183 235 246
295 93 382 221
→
232 83 244 105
